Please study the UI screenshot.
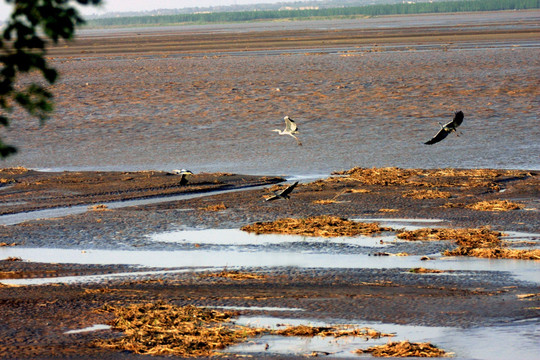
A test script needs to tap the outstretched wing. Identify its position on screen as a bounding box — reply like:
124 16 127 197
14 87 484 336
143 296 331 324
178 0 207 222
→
284 116 298 133
424 128 449 145
278 181 299 197
265 194 279 201
451 111 464 128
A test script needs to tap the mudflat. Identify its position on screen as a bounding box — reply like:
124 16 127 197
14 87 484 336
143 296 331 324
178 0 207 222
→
1 167 539 359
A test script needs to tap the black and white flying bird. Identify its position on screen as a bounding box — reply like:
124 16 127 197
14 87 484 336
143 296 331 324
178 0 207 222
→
424 111 464 145
265 181 299 201
272 116 302 146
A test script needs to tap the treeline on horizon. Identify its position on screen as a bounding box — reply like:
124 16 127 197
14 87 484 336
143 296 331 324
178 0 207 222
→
87 0 538 27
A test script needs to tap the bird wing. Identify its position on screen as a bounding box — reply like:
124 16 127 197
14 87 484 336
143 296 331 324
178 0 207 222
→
284 117 298 132
451 111 464 128
424 127 449 145
265 194 279 201
278 181 299 196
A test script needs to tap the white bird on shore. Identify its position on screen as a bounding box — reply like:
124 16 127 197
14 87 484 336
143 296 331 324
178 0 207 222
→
424 111 464 145
272 116 302 146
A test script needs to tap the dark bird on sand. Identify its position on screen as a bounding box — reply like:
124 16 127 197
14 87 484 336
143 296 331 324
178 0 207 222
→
424 111 464 145
272 116 302 146
265 181 299 201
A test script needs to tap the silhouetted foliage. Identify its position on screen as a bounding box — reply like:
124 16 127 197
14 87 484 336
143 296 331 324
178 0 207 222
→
0 0 101 157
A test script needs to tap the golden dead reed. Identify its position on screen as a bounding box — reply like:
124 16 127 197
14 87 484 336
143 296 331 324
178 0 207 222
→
409 267 446 274
402 189 452 199
345 188 371 193
88 204 110 211
241 216 393 237
397 227 504 243
0 242 17 247
332 167 529 190
444 247 540 260
379 208 399 212
95 303 399 357
199 203 227 211
94 303 264 357
0 166 29 174
274 325 394 339
199 270 266 280
312 199 339 204
334 167 417 186
355 340 448 357
466 200 524 211
398 227 538 260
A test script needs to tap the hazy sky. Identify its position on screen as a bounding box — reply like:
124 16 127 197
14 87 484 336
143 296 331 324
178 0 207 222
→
0 0 279 19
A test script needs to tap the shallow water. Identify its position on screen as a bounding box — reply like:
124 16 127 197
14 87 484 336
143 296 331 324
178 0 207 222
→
64 324 111 335
228 315 539 360
2 243 538 285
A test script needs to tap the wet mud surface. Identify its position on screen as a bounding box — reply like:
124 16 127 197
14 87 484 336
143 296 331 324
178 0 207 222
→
1 168 539 359
3 12 539 174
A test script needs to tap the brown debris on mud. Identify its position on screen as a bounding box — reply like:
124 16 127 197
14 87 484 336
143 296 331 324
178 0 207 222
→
396 227 504 242
241 215 393 237
397 227 539 260
273 324 394 339
355 340 448 357
408 268 447 274
95 302 399 357
94 302 262 357
402 189 452 199
331 167 531 190
466 199 525 211
199 269 267 280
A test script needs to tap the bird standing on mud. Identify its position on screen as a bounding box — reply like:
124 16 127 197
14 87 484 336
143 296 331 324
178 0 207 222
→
265 181 299 201
273 116 302 146
424 111 464 145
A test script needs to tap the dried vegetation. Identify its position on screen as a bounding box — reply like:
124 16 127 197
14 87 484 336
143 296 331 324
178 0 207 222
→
88 204 110 211
465 200 524 211
398 227 539 260
94 303 262 357
397 227 503 242
199 203 227 211
199 269 266 280
241 215 392 237
402 189 452 199
408 267 446 274
273 324 394 339
332 167 530 190
355 340 448 357
95 303 397 357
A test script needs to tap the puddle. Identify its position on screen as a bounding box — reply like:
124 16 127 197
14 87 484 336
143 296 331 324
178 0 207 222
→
1 247 538 285
227 316 539 360
504 231 540 242
64 324 111 334
150 228 393 248
353 217 446 231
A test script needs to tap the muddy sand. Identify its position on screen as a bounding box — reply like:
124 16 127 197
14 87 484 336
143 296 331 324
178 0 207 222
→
0 167 539 359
